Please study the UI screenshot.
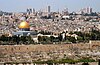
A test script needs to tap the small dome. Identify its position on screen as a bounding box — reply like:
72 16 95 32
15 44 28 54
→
19 21 30 29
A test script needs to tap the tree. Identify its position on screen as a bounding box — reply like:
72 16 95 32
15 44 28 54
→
50 36 54 42
26 36 34 44
46 60 53 65
0 35 6 41
82 62 89 65
38 36 43 42
67 36 76 43
12 35 19 43
58 34 63 41
20 36 27 44
77 36 83 42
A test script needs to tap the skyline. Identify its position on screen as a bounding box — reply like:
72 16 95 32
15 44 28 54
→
0 0 99 12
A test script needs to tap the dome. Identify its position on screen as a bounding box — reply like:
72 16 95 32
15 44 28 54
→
19 21 30 29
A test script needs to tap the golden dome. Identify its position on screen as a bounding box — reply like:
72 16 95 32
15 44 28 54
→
19 21 30 28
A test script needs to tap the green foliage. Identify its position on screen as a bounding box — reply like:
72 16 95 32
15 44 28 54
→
26 36 34 44
77 36 83 42
66 36 76 43
45 60 53 65
74 30 100 42
38 36 43 42
0 35 9 41
58 58 79 64
82 62 89 65
0 35 34 45
39 31 52 35
78 57 95 62
38 36 51 44
33 58 79 64
90 30 100 40
34 61 46 64
50 36 54 42
0 29 100 44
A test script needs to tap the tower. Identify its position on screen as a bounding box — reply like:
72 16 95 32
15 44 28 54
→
27 8 32 14
33 8 35 14
86 7 92 14
47 6 50 13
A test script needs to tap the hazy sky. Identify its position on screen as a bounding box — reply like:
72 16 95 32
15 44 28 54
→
0 0 99 12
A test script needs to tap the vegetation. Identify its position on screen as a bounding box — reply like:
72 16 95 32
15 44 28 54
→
34 57 95 64
3 57 96 64
82 62 89 65
38 30 100 44
78 57 95 62
0 35 34 45
0 29 100 45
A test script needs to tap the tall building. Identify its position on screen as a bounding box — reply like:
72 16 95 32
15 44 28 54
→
86 7 92 14
44 6 51 13
79 7 93 14
90 8 93 14
33 8 35 14
27 8 32 14
43 6 51 16
47 6 51 13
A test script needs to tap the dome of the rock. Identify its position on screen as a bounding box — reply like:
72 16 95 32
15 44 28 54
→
19 21 30 29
